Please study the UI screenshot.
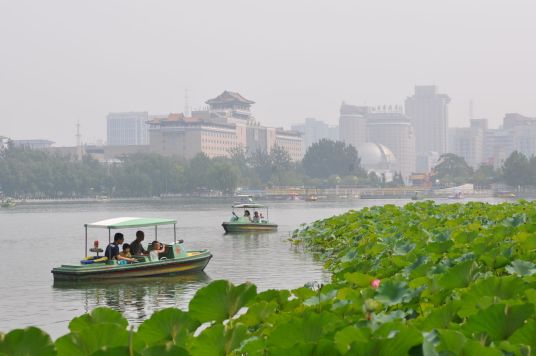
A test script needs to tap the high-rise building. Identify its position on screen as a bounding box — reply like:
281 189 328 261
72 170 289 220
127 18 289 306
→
448 119 486 168
503 113 536 129
107 112 149 145
482 113 536 167
291 118 339 150
366 111 416 181
405 86 450 156
339 104 369 149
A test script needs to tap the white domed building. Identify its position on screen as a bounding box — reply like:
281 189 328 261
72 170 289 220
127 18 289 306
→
356 142 397 181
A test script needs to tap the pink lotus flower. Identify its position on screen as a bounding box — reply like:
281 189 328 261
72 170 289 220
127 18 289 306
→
371 279 381 289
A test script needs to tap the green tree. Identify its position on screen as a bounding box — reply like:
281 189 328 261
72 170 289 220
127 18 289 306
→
302 139 364 179
471 164 497 188
433 153 473 185
185 153 213 192
502 151 530 187
248 149 272 184
209 158 239 193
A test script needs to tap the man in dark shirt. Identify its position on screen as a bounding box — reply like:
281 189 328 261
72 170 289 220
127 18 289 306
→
105 233 137 263
130 230 148 256
105 233 124 260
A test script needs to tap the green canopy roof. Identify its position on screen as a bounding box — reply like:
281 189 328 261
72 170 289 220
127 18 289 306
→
85 217 177 229
232 203 267 209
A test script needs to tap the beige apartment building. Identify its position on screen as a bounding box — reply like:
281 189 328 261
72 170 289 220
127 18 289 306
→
274 129 303 162
148 113 245 159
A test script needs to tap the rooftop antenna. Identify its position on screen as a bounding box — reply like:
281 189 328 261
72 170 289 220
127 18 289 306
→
184 89 191 117
76 121 82 160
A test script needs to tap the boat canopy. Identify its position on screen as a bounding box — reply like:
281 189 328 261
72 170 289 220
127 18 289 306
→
85 217 177 229
232 203 266 209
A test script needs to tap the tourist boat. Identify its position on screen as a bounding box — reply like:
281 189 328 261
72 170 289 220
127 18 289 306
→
495 191 516 199
222 203 278 233
448 192 464 200
51 217 212 281
288 192 301 201
0 198 16 208
305 194 318 202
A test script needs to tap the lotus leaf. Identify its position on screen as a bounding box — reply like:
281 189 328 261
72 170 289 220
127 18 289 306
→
462 303 534 341
0 327 55 356
68 307 128 333
374 280 414 306
189 323 248 356
55 323 129 356
188 280 256 323
508 319 536 348
135 308 199 348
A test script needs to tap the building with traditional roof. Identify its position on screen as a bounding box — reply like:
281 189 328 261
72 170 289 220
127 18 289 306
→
148 91 303 161
206 90 255 123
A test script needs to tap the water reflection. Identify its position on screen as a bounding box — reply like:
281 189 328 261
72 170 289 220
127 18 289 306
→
52 273 210 325
0 199 349 336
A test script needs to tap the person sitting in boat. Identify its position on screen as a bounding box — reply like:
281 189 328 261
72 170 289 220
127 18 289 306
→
244 210 252 222
149 241 166 262
105 233 137 263
252 211 260 223
130 230 148 256
120 243 133 259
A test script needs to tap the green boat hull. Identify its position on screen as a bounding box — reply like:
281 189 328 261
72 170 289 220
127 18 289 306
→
222 222 278 233
52 250 212 281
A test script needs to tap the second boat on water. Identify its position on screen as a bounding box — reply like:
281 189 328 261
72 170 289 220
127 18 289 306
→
222 203 278 233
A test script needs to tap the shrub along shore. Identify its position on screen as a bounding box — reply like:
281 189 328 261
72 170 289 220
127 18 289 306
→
1 201 536 355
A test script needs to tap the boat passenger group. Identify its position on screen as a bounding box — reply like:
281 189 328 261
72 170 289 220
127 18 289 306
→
232 210 264 222
104 230 162 264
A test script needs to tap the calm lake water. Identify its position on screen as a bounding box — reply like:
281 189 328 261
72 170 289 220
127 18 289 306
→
0 197 502 337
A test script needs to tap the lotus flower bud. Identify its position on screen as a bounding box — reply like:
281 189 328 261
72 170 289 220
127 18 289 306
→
371 279 381 289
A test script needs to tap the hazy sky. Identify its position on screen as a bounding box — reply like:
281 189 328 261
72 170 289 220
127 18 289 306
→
1 0 535 145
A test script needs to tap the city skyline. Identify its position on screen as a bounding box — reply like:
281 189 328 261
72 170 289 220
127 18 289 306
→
2 1 536 145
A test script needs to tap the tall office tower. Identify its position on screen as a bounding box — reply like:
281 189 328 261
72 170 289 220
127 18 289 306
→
448 118 486 169
405 86 450 156
291 117 339 150
339 103 369 149
107 112 149 145
366 111 416 181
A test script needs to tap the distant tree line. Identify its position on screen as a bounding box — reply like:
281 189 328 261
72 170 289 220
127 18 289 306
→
4 141 533 198
433 151 536 188
0 140 383 198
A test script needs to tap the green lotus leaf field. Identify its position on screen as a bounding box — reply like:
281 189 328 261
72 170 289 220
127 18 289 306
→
1 201 536 355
